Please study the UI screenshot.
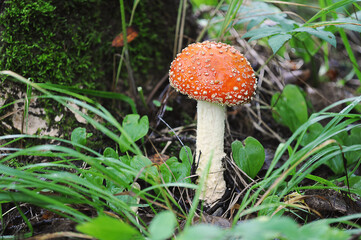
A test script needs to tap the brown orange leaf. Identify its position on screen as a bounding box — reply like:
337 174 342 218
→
112 26 138 47
149 153 169 166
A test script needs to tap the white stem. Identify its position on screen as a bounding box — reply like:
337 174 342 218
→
195 100 227 206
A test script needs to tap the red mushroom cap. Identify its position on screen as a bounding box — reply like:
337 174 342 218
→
169 41 257 106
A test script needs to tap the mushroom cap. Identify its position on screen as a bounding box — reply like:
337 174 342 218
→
169 41 257 106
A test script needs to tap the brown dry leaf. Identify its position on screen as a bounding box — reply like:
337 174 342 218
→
26 231 94 240
149 153 169 166
304 189 361 215
112 26 138 47
272 192 322 217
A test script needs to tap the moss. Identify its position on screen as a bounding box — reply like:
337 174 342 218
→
0 0 196 144
0 0 186 88
0 0 111 88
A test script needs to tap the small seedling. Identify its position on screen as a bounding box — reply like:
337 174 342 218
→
231 137 265 179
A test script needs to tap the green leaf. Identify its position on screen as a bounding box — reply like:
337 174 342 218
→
71 127 87 151
232 216 350 240
37 83 137 114
324 154 344 175
300 122 324 146
160 146 193 183
103 147 119 159
162 157 190 183
242 26 284 42
119 114 149 152
76 215 143 240
344 127 361 165
258 195 283 216
271 84 308 132
299 220 350 240
292 27 336 47
307 0 358 24
149 211 177 240
159 161 174 183
268 34 292 54
288 33 318 62
349 176 361 196
179 146 193 169
232 216 299 240
152 100 173 111
106 166 133 187
190 0 218 7
337 22 361 33
177 224 223 240
83 169 104 187
325 18 361 33
231 137 265 179
130 155 158 181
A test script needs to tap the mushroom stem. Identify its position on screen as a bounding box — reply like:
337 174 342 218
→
195 100 227 206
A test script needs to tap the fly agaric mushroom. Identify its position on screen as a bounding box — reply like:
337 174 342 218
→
169 41 257 206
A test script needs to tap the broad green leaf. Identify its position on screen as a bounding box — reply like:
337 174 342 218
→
338 23 361 33
333 131 348 145
292 27 336 47
71 127 87 151
268 34 292 54
130 155 158 181
299 220 350 240
149 211 177 240
76 215 143 240
160 146 193 183
247 17 268 30
119 114 149 152
177 224 223 240
83 170 104 187
242 26 284 42
179 146 193 169
106 180 138 213
232 216 299 240
324 154 344 175
162 157 191 183
231 137 265 179
321 18 361 33
159 162 174 183
300 122 324 146
271 84 308 132
106 166 133 188
288 34 319 62
349 176 361 196
268 14 297 31
103 147 119 159
159 157 178 183
344 127 361 165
